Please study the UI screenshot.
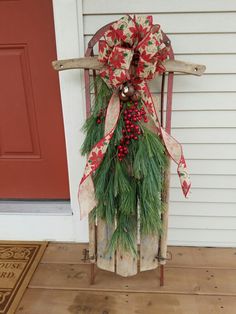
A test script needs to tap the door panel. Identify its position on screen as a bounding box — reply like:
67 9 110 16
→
0 0 70 199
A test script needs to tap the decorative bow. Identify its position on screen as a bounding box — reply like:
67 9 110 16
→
79 15 191 219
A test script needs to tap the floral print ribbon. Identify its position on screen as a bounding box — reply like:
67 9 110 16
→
79 15 191 219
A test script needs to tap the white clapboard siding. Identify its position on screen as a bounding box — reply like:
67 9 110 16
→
169 202 236 217
170 160 236 175
172 129 236 144
171 174 236 189
182 144 236 160
82 0 236 247
170 188 236 203
84 13 236 34
171 111 236 128
83 0 236 14
169 216 236 230
170 93 236 111
168 229 236 246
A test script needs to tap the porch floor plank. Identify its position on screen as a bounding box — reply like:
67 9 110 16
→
42 243 236 268
15 289 236 314
28 263 236 295
16 244 236 313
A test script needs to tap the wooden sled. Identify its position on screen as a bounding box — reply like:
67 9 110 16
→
52 22 206 286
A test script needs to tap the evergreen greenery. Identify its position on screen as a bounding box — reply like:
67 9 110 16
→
81 78 112 155
81 77 168 255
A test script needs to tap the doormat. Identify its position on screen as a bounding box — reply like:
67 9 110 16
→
0 241 47 314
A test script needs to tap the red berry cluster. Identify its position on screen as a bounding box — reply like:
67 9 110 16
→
117 101 148 161
96 109 104 124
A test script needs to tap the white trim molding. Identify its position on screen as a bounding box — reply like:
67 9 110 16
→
0 0 88 242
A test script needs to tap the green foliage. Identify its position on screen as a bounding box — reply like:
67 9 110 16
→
81 77 112 156
134 127 168 236
81 80 168 255
108 213 137 256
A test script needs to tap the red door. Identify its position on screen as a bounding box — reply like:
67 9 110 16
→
0 0 70 199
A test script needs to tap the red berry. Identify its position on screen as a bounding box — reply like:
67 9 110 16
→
97 119 101 124
127 128 131 132
134 136 138 140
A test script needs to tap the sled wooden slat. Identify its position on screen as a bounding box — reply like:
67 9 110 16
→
88 213 96 262
116 218 138 277
116 249 138 277
140 234 159 271
96 218 115 272
159 159 171 265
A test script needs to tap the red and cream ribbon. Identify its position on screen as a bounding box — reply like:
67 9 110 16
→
79 15 191 219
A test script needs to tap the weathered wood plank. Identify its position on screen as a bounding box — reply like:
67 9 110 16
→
29 263 236 295
52 58 205 76
168 247 236 269
116 250 138 277
159 160 171 265
140 234 159 271
41 244 236 269
89 213 96 262
97 219 115 272
116 219 138 277
16 289 236 314
41 242 88 264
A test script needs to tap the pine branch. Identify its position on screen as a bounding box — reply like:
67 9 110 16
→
81 79 168 254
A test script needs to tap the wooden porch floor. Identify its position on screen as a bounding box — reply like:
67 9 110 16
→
16 243 236 314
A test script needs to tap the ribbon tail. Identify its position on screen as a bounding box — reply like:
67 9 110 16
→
78 92 121 219
79 175 97 220
139 82 191 198
161 129 191 198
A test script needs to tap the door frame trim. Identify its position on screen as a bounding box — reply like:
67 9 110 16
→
0 0 88 242
0 200 72 215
